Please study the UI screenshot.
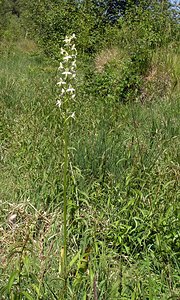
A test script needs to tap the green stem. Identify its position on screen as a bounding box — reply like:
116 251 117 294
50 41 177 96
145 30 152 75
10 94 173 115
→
62 112 68 295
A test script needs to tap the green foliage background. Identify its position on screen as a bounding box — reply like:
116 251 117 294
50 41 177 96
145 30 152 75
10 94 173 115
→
0 0 179 299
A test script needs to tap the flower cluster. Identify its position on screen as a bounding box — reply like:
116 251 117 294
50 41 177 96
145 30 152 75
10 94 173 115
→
56 34 77 110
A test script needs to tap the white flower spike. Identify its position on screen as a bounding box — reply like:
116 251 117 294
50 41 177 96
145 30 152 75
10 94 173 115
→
56 34 76 108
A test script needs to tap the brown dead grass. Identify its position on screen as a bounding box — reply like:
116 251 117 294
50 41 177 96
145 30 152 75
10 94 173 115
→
16 39 38 53
143 48 180 100
95 47 123 73
141 64 173 102
0 201 61 273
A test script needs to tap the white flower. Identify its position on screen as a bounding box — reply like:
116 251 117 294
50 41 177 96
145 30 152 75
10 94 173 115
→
71 45 77 55
71 66 76 72
61 48 67 55
71 112 75 119
63 55 72 61
67 85 75 94
61 88 65 95
61 48 69 56
71 73 76 79
64 36 72 45
72 61 76 67
57 78 66 86
56 99 62 107
58 62 64 70
64 34 76 45
62 69 72 78
71 44 76 51
71 94 76 100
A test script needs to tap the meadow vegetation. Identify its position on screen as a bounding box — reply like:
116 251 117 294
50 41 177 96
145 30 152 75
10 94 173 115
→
0 0 179 299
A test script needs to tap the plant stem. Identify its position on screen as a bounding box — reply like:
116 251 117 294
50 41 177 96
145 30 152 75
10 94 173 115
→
62 114 68 294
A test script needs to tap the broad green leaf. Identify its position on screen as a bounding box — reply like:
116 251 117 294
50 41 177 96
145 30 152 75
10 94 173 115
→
22 291 34 300
69 250 81 268
7 270 19 293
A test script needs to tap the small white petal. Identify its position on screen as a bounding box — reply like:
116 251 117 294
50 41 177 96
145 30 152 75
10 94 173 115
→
56 100 62 107
62 69 72 78
64 34 76 45
71 73 76 79
71 61 76 67
57 78 66 86
61 88 65 95
67 85 75 93
61 48 66 55
58 62 64 70
63 55 72 61
71 112 75 119
64 36 71 45
71 44 76 51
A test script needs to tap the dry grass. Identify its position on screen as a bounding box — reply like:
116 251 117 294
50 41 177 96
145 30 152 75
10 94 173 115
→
16 39 38 53
0 201 61 273
141 65 172 102
94 47 124 72
141 48 180 102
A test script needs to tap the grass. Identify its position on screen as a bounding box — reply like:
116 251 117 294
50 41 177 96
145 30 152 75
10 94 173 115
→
0 39 180 299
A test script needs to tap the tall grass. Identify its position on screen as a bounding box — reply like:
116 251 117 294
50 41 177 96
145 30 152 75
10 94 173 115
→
0 40 179 299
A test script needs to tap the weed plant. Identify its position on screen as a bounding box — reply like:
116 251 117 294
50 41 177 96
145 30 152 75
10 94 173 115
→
0 34 180 300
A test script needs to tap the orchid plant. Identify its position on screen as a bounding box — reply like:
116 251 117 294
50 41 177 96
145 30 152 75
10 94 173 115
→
56 34 77 290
